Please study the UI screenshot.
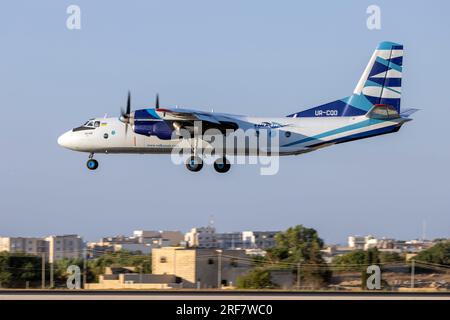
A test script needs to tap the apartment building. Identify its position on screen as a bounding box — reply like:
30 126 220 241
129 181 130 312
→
45 235 84 263
185 226 217 248
0 237 48 255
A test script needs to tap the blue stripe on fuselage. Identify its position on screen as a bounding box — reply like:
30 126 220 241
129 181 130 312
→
307 124 400 148
281 118 386 147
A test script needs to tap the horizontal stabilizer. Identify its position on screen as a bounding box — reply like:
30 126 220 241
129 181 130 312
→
400 108 419 118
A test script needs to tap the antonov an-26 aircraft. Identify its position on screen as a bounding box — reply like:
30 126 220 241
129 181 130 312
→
58 41 416 173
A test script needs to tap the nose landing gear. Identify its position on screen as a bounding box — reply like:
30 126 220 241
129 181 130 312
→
185 156 203 172
86 153 99 170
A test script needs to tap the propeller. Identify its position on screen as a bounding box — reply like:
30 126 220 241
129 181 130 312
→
119 91 132 134
155 93 160 109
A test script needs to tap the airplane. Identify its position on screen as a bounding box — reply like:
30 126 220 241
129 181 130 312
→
57 41 417 173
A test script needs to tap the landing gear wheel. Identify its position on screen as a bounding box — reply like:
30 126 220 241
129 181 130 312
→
214 157 231 173
185 156 203 172
86 159 99 170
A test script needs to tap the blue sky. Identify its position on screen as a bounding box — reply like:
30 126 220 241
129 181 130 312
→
0 1 449 244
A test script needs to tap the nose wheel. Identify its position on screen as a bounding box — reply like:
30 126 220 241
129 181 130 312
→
86 154 99 170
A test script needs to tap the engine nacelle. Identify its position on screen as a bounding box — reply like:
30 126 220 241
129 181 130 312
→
134 121 174 140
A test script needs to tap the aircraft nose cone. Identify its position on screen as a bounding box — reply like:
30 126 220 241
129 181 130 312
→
57 131 71 148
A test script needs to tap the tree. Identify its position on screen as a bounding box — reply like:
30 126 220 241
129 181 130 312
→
87 251 152 282
379 251 403 263
415 241 450 265
265 225 331 289
267 225 325 264
333 250 367 266
0 252 41 288
236 268 275 289
333 248 400 290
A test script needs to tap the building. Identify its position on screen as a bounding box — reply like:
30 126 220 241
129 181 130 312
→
112 243 152 255
152 247 250 288
347 234 436 253
45 235 84 263
321 245 354 263
100 235 138 245
216 232 243 249
85 267 181 289
0 237 48 255
133 230 184 246
88 229 183 257
86 242 115 258
185 226 217 248
159 231 184 246
348 235 367 249
185 227 279 250
0 235 83 262
241 231 277 249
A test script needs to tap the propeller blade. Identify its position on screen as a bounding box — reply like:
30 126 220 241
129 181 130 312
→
156 93 159 109
126 91 131 115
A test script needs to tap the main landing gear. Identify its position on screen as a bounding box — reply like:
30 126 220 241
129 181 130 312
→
213 157 231 173
185 156 231 173
86 153 99 170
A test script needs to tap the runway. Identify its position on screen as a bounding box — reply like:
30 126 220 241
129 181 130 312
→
0 290 449 300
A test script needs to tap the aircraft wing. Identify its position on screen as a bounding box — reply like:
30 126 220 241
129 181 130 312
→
155 107 239 133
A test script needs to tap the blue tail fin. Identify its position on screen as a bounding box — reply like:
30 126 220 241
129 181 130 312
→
287 41 403 118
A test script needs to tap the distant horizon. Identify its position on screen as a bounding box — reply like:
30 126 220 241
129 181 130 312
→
0 221 445 246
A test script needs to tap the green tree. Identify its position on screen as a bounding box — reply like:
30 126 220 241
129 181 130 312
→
0 271 12 287
333 250 367 266
333 248 399 290
415 241 450 265
20 262 37 282
0 252 41 288
236 268 275 289
379 251 403 263
266 225 331 289
87 251 152 282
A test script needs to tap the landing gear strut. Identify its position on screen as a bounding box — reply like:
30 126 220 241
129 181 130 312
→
185 133 203 172
86 153 99 170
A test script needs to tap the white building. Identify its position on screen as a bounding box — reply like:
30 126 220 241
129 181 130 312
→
45 235 84 263
241 231 277 249
185 226 217 248
348 235 377 249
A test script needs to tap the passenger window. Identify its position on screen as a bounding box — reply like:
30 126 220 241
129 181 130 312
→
94 121 100 128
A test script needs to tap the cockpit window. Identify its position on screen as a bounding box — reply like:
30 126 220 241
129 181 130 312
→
73 120 97 132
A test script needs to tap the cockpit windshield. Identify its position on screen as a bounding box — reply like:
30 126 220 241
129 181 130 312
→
73 119 99 132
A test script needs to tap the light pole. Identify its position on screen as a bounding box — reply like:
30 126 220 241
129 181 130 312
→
217 250 222 289
41 252 46 289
